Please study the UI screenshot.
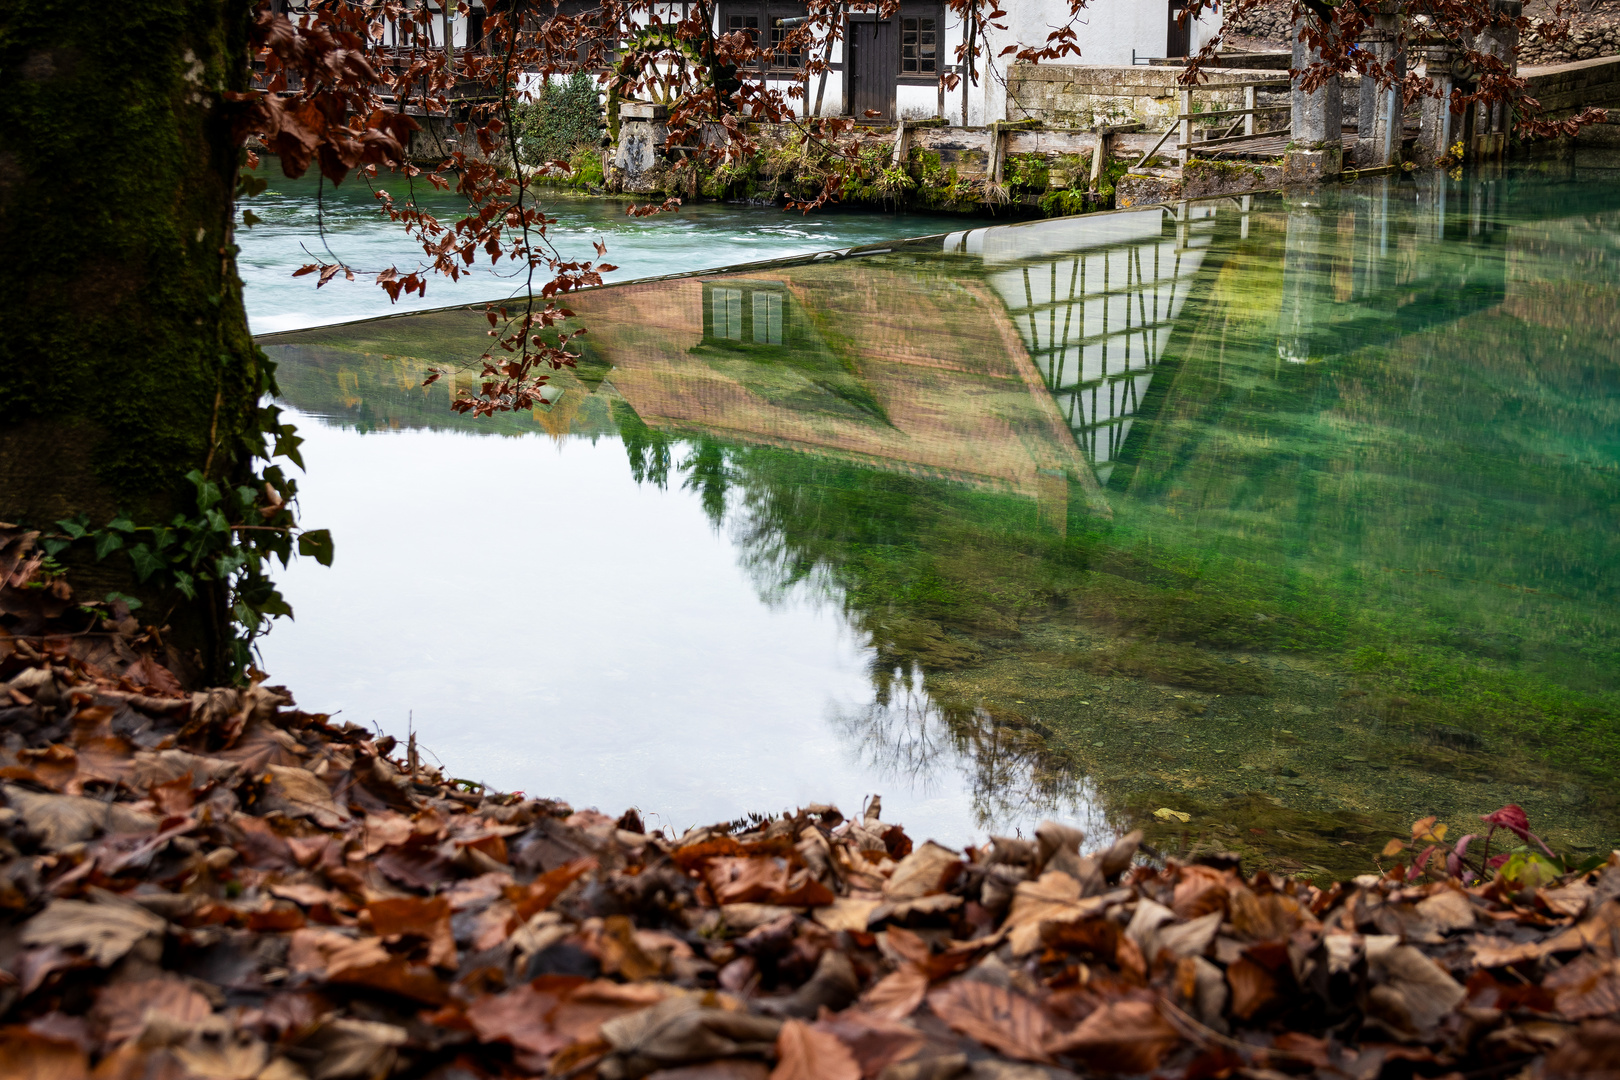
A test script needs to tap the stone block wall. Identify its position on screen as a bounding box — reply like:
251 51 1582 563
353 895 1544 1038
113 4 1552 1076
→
1523 53 1620 113
1005 64 1290 131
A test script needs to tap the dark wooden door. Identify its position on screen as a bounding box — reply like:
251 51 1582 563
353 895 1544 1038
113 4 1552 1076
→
1165 1 1190 57
849 19 897 119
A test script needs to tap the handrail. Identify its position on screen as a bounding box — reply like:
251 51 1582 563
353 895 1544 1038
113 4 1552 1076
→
1133 123 1179 169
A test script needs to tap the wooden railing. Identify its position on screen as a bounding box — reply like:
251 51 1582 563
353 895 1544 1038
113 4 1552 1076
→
1134 77 1291 167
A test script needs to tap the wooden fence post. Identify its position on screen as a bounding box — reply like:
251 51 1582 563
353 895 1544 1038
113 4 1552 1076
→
1179 88 1193 162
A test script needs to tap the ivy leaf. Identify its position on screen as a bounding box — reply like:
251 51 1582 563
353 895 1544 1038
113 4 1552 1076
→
275 424 306 471
173 570 197 599
106 516 137 534
41 538 70 557
104 591 143 611
187 470 222 511
94 532 125 560
257 591 294 619
128 544 165 583
57 518 88 540
298 529 335 567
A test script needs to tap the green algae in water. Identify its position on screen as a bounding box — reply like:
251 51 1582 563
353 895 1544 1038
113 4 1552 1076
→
259 168 1620 871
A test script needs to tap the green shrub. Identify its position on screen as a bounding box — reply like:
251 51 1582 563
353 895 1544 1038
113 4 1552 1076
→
515 71 604 167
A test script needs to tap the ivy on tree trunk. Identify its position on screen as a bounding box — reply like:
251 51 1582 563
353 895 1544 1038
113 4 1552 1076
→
0 0 269 682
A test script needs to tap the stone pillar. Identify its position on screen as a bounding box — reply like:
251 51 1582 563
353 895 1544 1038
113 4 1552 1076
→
1415 42 1456 166
1360 4 1406 168
1472 0 1521 160
610 102 669 193
1287 13 1343 182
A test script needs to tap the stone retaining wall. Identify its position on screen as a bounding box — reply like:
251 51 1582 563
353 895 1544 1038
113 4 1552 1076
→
1524 52 1620 113
1005 64 1291 130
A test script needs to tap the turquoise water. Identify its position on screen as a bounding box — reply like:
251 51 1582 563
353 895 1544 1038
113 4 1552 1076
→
238 168 966 333
256 169 1620 866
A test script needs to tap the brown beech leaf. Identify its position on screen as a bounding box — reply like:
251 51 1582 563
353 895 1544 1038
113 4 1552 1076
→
1004 872 1115 956
0 1025 90 1080
1171 864 1230 919
883 842 959 901
814 1012 923 1079
20 898 166 968
926 980 1052 1063
375 847 454 891
466 977 586 1057
1228 885 1304 942
770 1018 860 1080
650 1063 767 1080
299 1019 407 1080
1047 1000 1180 1073
2 784 158 852
259 765 348 829
705 856 834 907
1548 955 1620 1020
366 895 456 969
1226 957 1280 1020
551 979 673 1047
92 976 213 1050
859 968 929 1021
1541 1019 1620 1079
322 938 447 1004
507 856 596 921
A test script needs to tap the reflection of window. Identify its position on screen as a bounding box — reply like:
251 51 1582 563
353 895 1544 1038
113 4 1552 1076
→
702 281 795 347
902 17 937 74
712 287 744 340
753 291 783 344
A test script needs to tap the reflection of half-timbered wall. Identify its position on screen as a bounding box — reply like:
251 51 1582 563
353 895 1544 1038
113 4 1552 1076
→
952 205 1217 485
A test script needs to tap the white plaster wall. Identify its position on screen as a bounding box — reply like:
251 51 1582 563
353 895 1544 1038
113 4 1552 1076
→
972 0 1226 124
897 84 943 119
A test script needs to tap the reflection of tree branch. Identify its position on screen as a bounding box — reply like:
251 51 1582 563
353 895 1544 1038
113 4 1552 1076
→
619 432 1106 837
830 692 1104 837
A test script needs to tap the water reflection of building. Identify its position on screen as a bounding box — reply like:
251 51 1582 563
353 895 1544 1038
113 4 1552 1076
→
561 260 1108 519
944 206 1218 485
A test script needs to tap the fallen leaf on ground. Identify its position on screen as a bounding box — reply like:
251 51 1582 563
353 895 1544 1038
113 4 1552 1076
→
92 976 212 1049
20 898 166 967
859 968 929 1021
0 1025 90 1080
770 1017 860 1080
814 1011 923 1078
926 980 1052 1063
1004 873 1116 956
1047 1000 1179 1073
2 784 158 851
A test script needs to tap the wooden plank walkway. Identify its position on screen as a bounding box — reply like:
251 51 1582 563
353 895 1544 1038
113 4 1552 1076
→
1193 127 1359 160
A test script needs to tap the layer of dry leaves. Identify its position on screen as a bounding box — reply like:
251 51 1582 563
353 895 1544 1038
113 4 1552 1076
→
3 524 1619 1080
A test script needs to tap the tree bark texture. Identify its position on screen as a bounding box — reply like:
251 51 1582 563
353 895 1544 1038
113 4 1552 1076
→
0 0 265 679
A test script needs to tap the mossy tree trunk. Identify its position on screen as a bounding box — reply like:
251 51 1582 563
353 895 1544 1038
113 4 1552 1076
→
0 0 266 682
